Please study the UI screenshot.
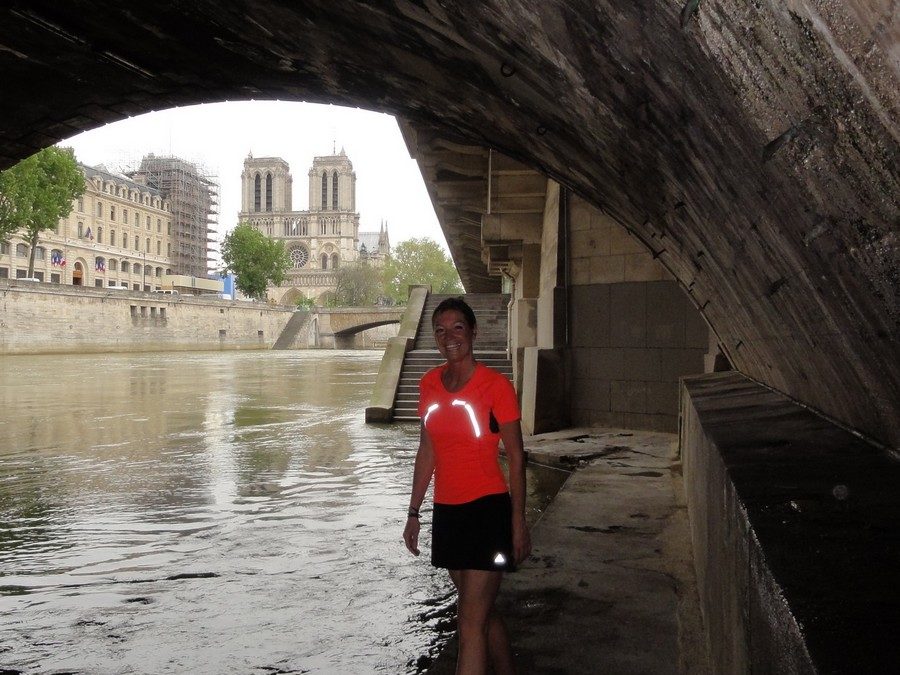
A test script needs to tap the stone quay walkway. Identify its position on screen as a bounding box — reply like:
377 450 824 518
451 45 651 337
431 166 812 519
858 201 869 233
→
429 428 710 674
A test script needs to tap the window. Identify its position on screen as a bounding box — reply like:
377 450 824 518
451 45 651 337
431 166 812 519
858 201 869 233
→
123 208 128 224
321 253 328 270
332 171 338 210
97 226 103 243
134 236 139 251
331 253 339 269
265 173 273 211
134 263 141 276
167 222 171 235
15 243 27 257
77 222 84 238
34 246 45 260
0 242 8 254
110 205 116 221
146 238 150 252
50 272 60 283
254 173 261 211
167 243 171 256
321 172 328 210
78 197 84 212
95 279 103 287
146 216 151 229
157 218 161 233
0 267 8 278
122 261 130 273
97 201 103 217
156 267 162 277
110 230 116 247
319 219 326 235
108 259 117 272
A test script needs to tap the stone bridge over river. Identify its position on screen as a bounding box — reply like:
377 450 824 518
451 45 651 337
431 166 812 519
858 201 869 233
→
273 307 404 350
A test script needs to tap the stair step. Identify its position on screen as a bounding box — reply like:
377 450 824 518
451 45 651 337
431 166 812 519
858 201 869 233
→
389 292 513 422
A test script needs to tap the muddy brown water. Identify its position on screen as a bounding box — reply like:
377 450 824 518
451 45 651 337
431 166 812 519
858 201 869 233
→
0 351 566 674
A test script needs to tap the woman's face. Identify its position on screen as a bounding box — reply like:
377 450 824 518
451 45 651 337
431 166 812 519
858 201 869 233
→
433 309 476 363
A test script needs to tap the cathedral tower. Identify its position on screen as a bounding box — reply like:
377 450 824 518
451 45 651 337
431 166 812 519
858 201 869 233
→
308 149 355 212
241 156 292 213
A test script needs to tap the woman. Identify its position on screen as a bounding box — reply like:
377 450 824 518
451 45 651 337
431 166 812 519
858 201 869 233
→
403 297 531 675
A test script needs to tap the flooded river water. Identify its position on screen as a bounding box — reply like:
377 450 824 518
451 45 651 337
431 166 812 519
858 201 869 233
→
0 351 566 674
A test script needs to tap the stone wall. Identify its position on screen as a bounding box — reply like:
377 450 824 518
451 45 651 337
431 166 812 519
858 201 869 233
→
681 371 900 672
568 196 710 432
0 281 294 354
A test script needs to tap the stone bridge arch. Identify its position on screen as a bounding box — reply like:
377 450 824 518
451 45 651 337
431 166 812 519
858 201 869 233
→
0 2 896 446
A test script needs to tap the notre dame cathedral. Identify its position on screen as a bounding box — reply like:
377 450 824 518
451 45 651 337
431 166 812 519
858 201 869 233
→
239 150 389 305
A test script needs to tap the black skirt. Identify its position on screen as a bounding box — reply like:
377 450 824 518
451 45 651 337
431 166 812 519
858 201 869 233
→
431 492 515 572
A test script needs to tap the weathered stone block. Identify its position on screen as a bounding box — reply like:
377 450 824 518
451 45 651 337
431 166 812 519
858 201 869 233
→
623 252 666 282
570 284 609 348
611 379 646 413
646 380 678 414
609 283 646 348
608 226 647 255
572 376 610 412
590 255 625 284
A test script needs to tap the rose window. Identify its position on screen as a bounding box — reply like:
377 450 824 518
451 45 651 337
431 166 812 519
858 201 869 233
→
290 246 309 268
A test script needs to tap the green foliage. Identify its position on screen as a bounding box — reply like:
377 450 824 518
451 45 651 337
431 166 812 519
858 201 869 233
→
333 261 383 307
0 146 85 275
382 237 462 304
296 296 315 310
221 223 290 301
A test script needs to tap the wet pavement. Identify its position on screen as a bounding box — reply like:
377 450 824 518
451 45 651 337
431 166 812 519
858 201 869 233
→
429 427 710 674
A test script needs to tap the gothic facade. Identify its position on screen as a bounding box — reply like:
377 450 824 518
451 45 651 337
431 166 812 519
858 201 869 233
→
239 151 388 305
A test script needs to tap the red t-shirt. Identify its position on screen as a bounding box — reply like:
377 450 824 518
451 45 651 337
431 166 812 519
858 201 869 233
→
418 362 521 505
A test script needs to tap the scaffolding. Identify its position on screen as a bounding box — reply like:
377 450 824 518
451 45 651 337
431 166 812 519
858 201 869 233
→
128 154 219 278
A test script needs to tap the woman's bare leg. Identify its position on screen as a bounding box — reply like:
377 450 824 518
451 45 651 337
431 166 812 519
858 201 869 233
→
448 569 507 675
486 610 514 674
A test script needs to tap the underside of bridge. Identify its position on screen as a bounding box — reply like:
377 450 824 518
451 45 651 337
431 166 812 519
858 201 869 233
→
0 1 895 449
1 2 898 667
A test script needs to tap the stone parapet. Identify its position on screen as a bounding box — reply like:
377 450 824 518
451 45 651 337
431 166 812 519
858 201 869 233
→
680 371 899 673
0 281 293 354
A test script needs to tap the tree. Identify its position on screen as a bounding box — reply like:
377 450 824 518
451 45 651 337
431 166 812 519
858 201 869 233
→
221 223 290 300
0 147 85 276
333 261 383 307
382 237 463 304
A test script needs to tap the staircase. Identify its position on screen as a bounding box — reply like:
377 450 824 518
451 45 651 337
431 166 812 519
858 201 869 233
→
272 310 311 349
392 293 513 422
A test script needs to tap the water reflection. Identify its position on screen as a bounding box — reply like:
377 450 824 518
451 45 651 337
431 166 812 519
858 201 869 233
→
0 351 566 673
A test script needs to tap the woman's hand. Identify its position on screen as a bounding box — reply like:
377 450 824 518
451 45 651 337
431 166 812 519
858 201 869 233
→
512 515 531 565
403 516 421 556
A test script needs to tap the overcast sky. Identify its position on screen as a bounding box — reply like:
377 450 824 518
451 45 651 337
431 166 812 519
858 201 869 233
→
59 101 445 258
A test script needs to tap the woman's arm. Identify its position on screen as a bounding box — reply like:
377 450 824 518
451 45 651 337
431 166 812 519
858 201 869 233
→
500 420 531 565
403 425 435 556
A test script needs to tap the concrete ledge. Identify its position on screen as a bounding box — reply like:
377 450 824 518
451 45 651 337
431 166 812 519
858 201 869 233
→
365 335 413 422
680 372 900 673
365 286 429 422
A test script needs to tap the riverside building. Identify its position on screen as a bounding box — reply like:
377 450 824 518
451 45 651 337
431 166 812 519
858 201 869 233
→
238 151 389 305
0 163 174 289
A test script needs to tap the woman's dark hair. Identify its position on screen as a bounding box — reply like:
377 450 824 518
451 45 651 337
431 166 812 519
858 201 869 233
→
432 297 477 330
